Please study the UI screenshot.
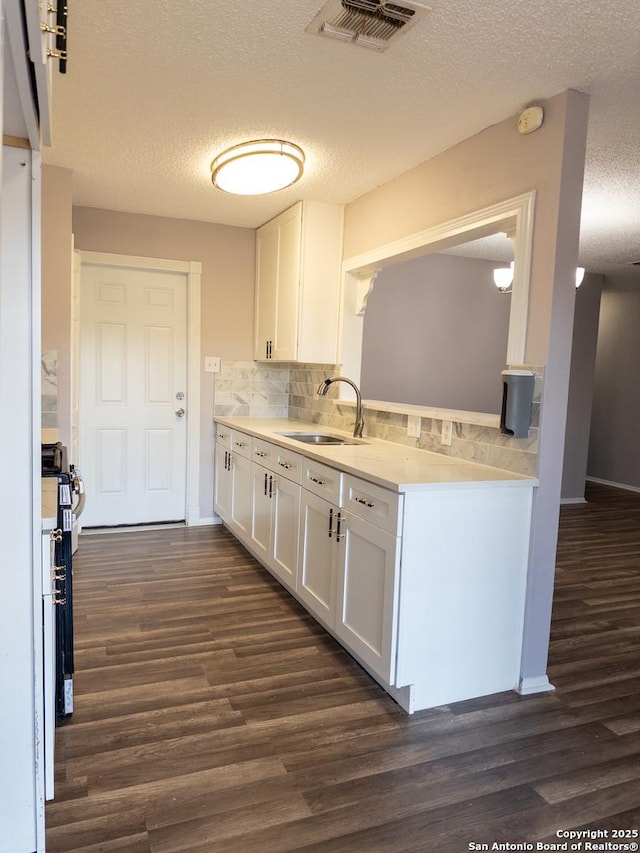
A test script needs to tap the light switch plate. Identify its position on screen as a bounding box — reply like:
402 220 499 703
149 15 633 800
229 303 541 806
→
441 420 453 446
204 356 221 373
407 415 421 438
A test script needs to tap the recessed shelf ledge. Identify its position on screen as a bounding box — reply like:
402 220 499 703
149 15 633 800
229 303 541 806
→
337 398 501 429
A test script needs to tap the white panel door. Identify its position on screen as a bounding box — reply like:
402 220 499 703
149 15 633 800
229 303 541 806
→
80 262 188 525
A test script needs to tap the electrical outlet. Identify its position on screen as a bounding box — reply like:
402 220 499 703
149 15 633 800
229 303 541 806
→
441 420 453 446
407 415 421 438
204 356 221 373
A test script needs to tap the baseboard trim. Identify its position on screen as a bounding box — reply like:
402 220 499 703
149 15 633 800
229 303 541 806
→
190 516 220 527
586 476 640 494
517 675 556 695
560 497 587 505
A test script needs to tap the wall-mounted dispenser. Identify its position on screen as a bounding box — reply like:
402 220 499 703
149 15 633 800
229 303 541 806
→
500 369 535 438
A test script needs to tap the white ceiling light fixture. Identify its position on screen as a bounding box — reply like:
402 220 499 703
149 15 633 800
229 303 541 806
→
211 140 305 195
575 267 585 287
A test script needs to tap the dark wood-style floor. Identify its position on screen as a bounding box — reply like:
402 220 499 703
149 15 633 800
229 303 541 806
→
45 481 640 852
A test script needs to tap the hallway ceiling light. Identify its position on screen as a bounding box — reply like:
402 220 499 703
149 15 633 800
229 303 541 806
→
210 140 305 195
575 267 585 287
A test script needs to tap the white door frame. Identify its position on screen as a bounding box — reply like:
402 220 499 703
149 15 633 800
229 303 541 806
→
78 251 202 525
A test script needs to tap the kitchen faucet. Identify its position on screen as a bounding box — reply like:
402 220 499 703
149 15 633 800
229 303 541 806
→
317 376 365 438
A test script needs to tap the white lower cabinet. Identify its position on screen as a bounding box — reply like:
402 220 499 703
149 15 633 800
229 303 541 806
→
336 512 400 683
213 443 232 522
249 465 272 563
296 491 400 680
229 452 252 539
213 431 252 539
214 422 535 714
250 463 301 591
297 490 339 627
270 475 301 589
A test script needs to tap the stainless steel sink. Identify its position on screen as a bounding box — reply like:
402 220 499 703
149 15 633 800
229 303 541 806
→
278 432 363 446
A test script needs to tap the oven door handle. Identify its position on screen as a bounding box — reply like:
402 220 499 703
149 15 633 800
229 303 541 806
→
70 468 86 519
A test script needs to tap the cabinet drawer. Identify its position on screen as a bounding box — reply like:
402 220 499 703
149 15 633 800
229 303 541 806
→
230 431 251 459
251 437 278 468
215 425 231 449
343 475 402 535
251 438 303 482
302 459 342 505
272 447 303 483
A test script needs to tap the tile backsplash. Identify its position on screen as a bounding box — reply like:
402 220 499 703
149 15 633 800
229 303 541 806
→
213 361 289 418
214 360 542 477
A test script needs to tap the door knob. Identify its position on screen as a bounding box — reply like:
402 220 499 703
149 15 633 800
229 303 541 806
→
175 408 185 417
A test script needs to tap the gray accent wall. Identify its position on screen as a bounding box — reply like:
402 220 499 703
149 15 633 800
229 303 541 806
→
360 253 511 414
588 289 640 489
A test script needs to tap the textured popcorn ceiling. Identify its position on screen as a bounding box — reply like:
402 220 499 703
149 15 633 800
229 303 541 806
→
44 0 640 289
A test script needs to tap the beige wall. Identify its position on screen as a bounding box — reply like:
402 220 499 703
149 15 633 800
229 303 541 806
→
72 207 255 361
42 194 256 519
344 91 581 365
42 165 73 443
343 89 590 686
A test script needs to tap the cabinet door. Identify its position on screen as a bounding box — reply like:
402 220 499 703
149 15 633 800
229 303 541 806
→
297 490 337 628
254 219 278 360
272 206 301 361
269 476 301 591
229 452 252 540
336 512 400 683
214 443 232 522
250 464 272 563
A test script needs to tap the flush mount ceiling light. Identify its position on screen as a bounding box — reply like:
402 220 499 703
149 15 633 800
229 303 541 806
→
575 267 585 288
210 140 305 195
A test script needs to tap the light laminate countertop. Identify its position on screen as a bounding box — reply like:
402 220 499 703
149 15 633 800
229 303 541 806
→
214 417 537 493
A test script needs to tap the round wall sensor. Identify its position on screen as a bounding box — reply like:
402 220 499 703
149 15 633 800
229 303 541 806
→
517 106 544 135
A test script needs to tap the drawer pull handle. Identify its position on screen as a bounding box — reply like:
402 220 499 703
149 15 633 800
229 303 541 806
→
279 461 291 469
355 497 375 508
309 476 325 485
255 451 268 458
235 442 246 448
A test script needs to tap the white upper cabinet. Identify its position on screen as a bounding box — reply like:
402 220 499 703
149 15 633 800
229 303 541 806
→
254 201 344 363
3 0 62 148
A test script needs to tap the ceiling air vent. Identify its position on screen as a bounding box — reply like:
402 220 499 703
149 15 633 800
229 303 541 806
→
306 0 430 51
